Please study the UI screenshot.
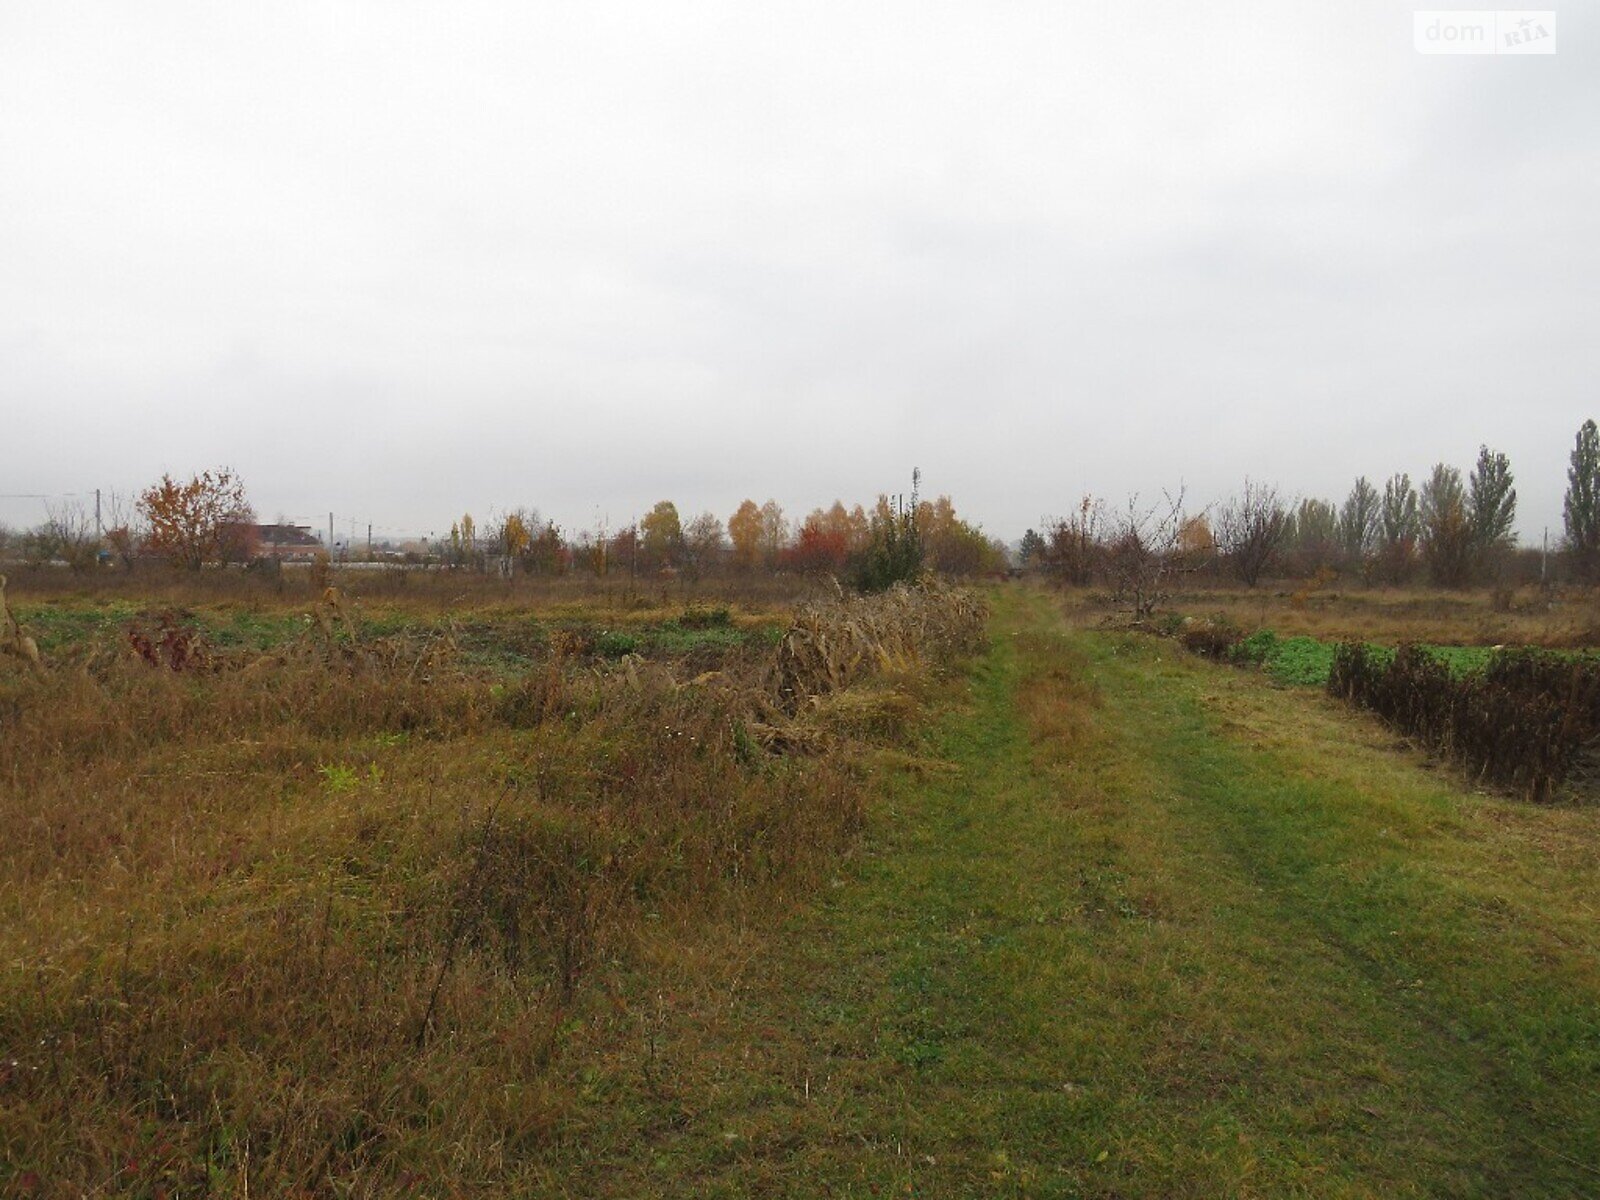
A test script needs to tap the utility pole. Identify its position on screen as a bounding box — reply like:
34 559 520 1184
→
1542 526 1549 584
328 512 334 550
95 489 102 538
367 523 372 559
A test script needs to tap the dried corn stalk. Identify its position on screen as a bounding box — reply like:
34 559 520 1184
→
0 574 45 677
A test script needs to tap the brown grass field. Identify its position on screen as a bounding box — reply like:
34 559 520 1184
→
4 571 1597 1196
0 570 985 1195
1076 577 1600 648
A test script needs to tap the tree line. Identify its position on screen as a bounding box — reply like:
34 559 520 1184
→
431 476 1006 589
11 421 1600 593
1024 420 1600 590
0 468 1008 592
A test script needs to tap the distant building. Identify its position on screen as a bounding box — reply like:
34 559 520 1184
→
254 524 322 561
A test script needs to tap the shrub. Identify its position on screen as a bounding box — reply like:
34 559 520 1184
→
851 475 925 593
1179 621 1242 660
1328 642 1600 801
678 604 732 629
1232 629 1279 665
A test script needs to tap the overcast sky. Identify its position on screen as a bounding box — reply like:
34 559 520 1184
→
2 1 1595 544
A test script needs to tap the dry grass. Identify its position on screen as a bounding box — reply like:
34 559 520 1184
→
1060 579 1600 648
1 561 819 619
0 581 985 1196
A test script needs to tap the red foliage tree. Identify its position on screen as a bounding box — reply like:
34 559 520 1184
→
781 513 850 574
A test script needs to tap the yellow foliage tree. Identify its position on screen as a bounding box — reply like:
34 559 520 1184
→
501 512 532 559
640 500 683 567
728 499 763 570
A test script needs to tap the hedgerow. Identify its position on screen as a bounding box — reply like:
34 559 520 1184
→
1328 642 1600 802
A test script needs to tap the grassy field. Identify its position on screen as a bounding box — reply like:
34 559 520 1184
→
3 582 1597 1196
1221 630 1503 689
514 587 1598 1196
2 571 791 658
0 578 986 1195
1150 581 1600 649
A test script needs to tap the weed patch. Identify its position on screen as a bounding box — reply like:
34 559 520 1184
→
0 581 983 1194
1330 642 1600 801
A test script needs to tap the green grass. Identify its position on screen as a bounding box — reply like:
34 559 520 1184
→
1230 629 1500 688
540 587 1599 1196
1235 629 1336 685
8 598 776 668
5 598 146 652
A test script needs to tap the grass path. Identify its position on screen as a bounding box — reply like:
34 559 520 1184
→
557 587 1600 1197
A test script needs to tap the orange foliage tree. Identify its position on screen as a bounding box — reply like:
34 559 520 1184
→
137 468 256 570
783 508 851 573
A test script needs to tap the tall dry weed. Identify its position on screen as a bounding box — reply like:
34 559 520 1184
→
0 580 985 1194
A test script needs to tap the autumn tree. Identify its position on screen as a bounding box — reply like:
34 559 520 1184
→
1376 473 1420 584
844 504 870 554
640 500 684 569
572 526 606 577
912 495 1001 576
913 495 987 575
816 501 866 555
853 492 923 592
728 500 763 571
784 508 851 574
942 524 1005 576
444 513 481 570
137 468 255 570
681 512 726 580
1043 496 1106 586
1018 528 1047 566
1467 445 1516 581
522 520 568 575
914 495 958 548
609 524 641 577
1565 419 1600 580
1177 514 1216 558
1338 477 1380 570
758 500 788 565
1420 463 1473 587
497 510 534 561
1285 497 1338 575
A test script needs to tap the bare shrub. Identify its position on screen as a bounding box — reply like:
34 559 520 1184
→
1216 479 1288 588
1104 490 1188 621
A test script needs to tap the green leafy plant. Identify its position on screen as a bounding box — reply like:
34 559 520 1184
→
317 762 359 793
851 472 925 593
